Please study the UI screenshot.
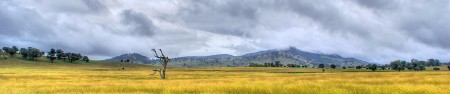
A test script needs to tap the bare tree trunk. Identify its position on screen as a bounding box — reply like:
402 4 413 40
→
161 65 166 79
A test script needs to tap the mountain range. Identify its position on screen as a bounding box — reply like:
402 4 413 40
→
105 47 368 67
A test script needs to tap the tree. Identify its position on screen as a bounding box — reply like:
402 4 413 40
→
302 65 308 68
405 62 413 70
356 65 362 69
27 47 33 59
390 60 405 71
151 49 170 79
82 56 89 63
66 53 81 62
427 59 433 66
63 53 71 62
427 59 441 66
448 66 450 71
436 60 442 66
3 47 16 57
7 48 16 57
274 61 282 67
410 59 426 71
48 48 56 63
286 64 297 67
368 64 377 71
20 48 28 59
318 64 325 68
68 53 82 62
56 49 64 59
2 47 9 54
28 47 41 60
380 65 386 70
11 46 18 56
342 66 346 69
330 64 336 69
418 64 426 71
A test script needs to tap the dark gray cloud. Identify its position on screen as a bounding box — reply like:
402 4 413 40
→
82 0 110 13
120 9 156 37
355 0 398 10
1 0 450 63
285 1 373 37
172 0 259 37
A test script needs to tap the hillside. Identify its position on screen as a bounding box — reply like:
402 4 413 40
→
144 47 368 67
105 53 151 64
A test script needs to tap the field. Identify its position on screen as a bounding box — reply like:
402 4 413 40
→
1 57 450 94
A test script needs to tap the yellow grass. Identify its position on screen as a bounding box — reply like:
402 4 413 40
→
1 57 450 94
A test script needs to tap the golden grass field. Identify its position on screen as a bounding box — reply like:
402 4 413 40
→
1 57 450 94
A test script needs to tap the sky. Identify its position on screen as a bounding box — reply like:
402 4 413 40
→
1 0 450 64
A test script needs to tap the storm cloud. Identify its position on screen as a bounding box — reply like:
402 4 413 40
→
1 0 449 63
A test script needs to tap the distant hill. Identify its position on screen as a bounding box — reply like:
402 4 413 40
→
105 53 150 64
106 47 368 67
147 47 367 67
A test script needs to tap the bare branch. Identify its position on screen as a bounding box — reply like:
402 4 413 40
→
159 49 165 57
151 69 161 75
152 49 160 58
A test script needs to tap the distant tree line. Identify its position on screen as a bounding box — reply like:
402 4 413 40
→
46 48 89 63
351 59 448 72
388 59 440 71
317 64 338 69
286 64 309 68
249 61 308 68
246 58 450 72
249 61 284 67
1 46 89 63
2 46 44 60
120 59 132 63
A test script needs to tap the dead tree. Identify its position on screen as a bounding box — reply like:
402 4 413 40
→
151 49 170 79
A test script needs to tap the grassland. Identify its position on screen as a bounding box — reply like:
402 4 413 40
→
1 57 450 94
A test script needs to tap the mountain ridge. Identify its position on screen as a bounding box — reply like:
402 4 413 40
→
105 47 368 67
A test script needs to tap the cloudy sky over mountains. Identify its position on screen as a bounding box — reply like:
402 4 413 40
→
1 0 450 63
